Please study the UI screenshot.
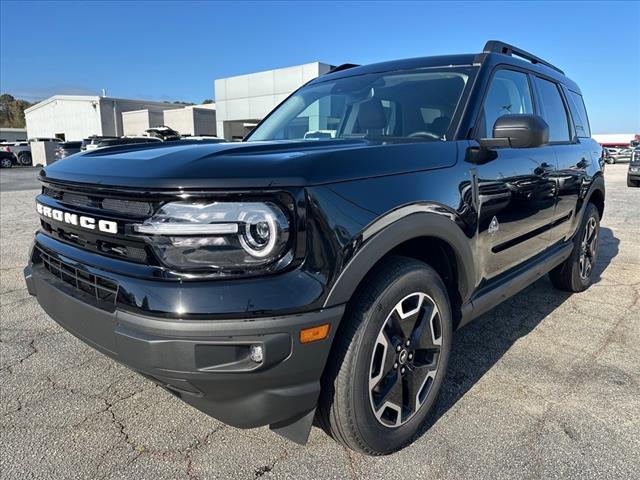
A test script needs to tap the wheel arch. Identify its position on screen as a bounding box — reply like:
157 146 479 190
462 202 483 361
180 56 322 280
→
586 175 605 219
323 208 475 326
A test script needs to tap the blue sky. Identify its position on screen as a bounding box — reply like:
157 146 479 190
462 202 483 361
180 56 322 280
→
1 0 638 133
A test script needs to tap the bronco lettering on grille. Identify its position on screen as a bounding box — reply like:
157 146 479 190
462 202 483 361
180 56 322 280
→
36 202 118 234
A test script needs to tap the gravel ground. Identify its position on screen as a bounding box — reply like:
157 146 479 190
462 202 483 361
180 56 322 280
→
1 164 638 479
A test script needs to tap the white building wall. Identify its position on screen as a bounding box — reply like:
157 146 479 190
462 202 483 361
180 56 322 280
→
25 96 181 140
163 108 194 135
164 105 216 135
25 96 104 140
122 109 167 136
99 99 176 137
164 106 217 136
215 62 332 140
122 110 150 136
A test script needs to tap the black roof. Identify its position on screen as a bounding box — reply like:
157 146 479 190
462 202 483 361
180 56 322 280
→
312 54 478 84
310 41 579 92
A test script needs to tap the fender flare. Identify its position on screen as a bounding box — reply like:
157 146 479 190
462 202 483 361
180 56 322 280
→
323 207 476 308
584 173 605 216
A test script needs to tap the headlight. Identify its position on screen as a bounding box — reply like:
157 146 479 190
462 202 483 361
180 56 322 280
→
135 201 291 272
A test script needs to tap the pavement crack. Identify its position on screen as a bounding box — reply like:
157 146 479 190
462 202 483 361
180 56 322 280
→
1 338 38 374
181 426 226 480
253 447 289 479
344 446 360 480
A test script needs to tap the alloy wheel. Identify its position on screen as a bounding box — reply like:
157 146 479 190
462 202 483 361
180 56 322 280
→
579 216 598 280
368 292 442 427
0 158 12 168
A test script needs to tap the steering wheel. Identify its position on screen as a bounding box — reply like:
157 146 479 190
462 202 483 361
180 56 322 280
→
407 131 441 140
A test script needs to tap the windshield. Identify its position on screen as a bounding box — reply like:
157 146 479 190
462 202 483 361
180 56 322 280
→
247 67 473 142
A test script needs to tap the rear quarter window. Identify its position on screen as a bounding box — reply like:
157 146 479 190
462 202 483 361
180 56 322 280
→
566 90 591 138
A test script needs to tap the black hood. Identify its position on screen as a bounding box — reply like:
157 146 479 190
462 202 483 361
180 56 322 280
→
41 139 458 189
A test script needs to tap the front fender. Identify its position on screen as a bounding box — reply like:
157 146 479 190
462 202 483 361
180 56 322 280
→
323 206 476 308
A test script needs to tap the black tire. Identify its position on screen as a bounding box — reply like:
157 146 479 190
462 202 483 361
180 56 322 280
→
549 203 600 292
628 177 638 188
0 157 12 168
318 256 452 455
18 152 32 166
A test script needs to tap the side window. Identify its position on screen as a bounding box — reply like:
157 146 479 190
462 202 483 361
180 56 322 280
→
534 77 571 142
478 69 534 138
566 90 591 138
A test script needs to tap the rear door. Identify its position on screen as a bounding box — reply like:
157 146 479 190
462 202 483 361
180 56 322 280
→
532 77 590 243
473 68 559 281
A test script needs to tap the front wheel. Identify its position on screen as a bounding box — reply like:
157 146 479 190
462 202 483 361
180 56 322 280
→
318 256 452 455
628 177 639 187
0 157 12 168
549 203 600 292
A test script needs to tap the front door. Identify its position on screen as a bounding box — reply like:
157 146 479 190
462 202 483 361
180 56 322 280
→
473 68 559 281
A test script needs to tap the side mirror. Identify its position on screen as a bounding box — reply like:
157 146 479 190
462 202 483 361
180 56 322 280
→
479 114 549 149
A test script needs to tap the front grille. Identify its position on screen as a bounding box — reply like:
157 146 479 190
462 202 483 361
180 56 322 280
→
39 183 155 264
36 245 119 305
42 186 153 216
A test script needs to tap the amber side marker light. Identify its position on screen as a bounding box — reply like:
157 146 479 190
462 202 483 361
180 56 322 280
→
299 324 330 344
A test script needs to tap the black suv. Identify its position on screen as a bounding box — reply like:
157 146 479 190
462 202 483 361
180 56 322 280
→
24 41 604 455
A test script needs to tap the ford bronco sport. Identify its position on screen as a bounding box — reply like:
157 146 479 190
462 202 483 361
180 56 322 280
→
24 41 604 455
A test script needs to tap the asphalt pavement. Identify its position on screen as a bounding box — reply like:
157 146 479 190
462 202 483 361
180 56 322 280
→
0 166 42 192
1 163 638 479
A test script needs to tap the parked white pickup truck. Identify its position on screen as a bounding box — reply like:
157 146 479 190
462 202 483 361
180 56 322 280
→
0 137 61 166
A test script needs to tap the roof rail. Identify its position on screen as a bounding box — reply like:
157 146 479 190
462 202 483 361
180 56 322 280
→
327 63 360 74
483 40 564 75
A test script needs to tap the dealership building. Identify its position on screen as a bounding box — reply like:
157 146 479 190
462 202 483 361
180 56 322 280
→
214 62 333 140
24 95 182 141
23 62 337 142
163 104 217 137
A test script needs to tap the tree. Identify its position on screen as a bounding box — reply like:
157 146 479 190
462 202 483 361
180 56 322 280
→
0 94 34 128
202 99 214 104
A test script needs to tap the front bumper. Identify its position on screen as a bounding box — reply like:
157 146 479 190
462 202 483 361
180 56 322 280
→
24 256 344 432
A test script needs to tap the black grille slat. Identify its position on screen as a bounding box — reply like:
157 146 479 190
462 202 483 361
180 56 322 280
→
42 186 153 217
36 245 119 305
61 192 95 209
102 197 152 216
